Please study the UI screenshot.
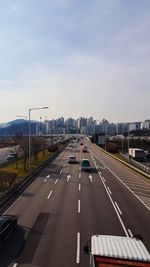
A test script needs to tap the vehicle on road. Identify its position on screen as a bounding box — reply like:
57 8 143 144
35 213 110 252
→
81 159 91 171
68 144 73 148
82 145 88 153
129 148 145 161
145 151 150 159
6 153 18 161
0 215 17 245
68 155 77 163
84 234 150 266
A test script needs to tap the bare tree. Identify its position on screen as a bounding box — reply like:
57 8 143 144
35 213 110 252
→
31 137 42 164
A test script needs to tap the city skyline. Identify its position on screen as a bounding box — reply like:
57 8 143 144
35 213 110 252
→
0 116 150 137
0 1 150 122
0 115 150 125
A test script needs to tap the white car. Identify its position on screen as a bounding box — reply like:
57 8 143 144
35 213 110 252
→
6 153 18 160
68 155 77 163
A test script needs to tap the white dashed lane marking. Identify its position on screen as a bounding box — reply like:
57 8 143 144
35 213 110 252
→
47 190 53 199
78 200 80 213
76 232 80 264
55 178 58 184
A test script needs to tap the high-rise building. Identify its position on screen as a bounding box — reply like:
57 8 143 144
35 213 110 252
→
128 122 142 131
142 120 150 130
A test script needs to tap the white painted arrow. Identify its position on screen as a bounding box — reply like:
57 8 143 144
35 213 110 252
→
67 174 71 182
89 175 93 182
44 174 50 182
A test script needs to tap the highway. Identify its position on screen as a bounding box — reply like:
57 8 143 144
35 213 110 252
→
0 138 150 267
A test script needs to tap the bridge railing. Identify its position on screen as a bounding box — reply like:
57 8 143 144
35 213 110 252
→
120 152 150 175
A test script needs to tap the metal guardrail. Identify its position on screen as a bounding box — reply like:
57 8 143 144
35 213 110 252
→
0 144 68 213
120 153 150 175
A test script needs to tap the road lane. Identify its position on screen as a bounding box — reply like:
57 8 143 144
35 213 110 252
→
28 159 80 267
89 141 150 209
88 140 150 249
0 140 150 267
79 168 126 267
0 148 72 266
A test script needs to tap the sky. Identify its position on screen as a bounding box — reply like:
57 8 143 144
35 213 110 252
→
0 0 150 123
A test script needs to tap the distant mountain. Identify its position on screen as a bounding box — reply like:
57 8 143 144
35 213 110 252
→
0 123 10 129
8 119 26 125
0 119 26 129
0 119 39 136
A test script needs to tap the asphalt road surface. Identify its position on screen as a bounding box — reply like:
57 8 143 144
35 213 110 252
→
0 138 150 267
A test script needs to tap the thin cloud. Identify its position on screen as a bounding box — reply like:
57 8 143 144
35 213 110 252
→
0 0 150 122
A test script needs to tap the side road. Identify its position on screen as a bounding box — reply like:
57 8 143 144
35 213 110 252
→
94 143 150 180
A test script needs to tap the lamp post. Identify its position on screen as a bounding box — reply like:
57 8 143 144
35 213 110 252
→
39 116 42 136
122 138 124 153
28 107 49 171
128 128 130 161
105 134 107 151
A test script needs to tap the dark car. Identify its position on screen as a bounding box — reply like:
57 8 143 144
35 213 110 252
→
81 159 91 171
146 153 150 159
0 215 17 245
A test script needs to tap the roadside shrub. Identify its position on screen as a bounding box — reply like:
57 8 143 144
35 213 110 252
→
0 170 17 191
47 144 58 153
106 142 119 153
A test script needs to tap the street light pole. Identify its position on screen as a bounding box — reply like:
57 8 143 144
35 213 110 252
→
40 116 42 136
105 134 107 151
29 109 31 171
28 106 49 171
128 127 130 161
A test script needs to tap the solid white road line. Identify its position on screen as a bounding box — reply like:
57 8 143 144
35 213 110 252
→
128 229 133 237
47 190 53 199
98 171 102 177
102 176 106 182
79 184 81 191
93 153 150 211
107 186 112 195
92 157 129 237
78 200 80 213
104 182 128 236
76 232 80 264
55 178 58 184
102 177 106 183
114 202 122 215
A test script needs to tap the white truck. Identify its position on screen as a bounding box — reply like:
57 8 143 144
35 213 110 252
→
129 148 145 161
84 235 150 267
